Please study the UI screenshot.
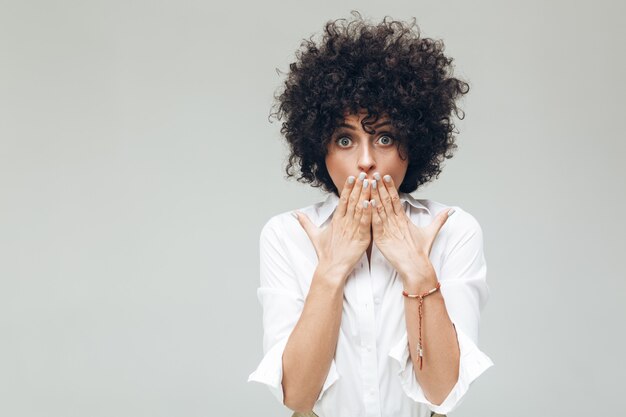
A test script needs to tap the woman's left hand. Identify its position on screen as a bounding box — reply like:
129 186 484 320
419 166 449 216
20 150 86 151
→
370 173 454 283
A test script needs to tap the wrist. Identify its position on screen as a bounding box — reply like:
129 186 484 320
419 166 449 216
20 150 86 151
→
315 261 350 286
399 263 438 292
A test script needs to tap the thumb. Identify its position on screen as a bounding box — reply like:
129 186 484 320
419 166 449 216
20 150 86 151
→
292 211 318 241
422 208 455 257
429 208 455 237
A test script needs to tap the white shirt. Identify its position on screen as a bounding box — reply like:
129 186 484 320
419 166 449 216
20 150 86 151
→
248 192 494 417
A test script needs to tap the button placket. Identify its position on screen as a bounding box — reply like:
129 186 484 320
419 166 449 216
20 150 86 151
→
354 252 382 417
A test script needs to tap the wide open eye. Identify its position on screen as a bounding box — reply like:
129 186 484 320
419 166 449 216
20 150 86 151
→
378 134 394 145
336 136 352 147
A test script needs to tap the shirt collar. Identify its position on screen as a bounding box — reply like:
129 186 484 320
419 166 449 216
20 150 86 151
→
315 191 430 227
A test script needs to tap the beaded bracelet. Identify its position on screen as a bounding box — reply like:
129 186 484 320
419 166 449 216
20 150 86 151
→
402 282 441 370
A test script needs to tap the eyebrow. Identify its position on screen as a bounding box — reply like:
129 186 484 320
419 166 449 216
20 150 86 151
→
336 121 392 131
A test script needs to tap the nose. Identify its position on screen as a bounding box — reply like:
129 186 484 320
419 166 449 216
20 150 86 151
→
357 144 376 176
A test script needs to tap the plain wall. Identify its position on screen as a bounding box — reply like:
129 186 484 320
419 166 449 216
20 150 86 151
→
1 1 624 416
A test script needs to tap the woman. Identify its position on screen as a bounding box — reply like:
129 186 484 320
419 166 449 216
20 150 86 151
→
248 11 494 417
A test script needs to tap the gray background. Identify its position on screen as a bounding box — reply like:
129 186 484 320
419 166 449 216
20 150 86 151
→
1 1 624 416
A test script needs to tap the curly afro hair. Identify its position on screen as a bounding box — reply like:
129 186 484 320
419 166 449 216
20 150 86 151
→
269 10 470 196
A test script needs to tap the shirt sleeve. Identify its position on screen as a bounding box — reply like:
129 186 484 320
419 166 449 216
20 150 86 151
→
247 216 340 406
388 209 495 415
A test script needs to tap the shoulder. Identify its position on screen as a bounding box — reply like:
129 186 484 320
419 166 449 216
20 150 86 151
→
414 197 485 246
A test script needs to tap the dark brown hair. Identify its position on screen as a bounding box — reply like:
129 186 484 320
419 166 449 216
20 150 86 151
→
270 10 470 195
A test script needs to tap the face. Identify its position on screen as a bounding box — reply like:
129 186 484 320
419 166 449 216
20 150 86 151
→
325 109 409 196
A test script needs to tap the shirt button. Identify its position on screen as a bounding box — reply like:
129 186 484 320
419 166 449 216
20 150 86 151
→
370 389 375 396
367 345 372 352
374 297 380 304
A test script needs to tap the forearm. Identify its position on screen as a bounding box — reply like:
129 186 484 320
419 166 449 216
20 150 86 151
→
282 263 347 412
400 267 460 406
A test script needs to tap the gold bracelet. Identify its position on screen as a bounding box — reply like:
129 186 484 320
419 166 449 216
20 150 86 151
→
402 282 441 370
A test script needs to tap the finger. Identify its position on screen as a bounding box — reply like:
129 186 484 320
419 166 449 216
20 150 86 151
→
382 174 403 217
355 175 371 224
359 185 372 237
375 172 394 218
346 172 366 220
336 175 356 218
370 177 388 224
370 194 383 235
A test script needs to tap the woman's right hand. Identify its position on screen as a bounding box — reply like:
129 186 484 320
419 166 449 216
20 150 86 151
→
294 172 372 280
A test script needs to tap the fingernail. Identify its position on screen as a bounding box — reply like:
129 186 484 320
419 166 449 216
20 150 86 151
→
448 208 456 217
372 179 377 189
383 175 391 183
363 179 369 188
358 172 366 181
348 176 355 184
374 172 381 181
362 200 369 208
371 199 377 207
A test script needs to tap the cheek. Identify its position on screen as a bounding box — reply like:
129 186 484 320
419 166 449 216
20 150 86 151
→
326 154 349 171
383 151 408 169
325 155 336 175
386 154 409 181
325 156 343 182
